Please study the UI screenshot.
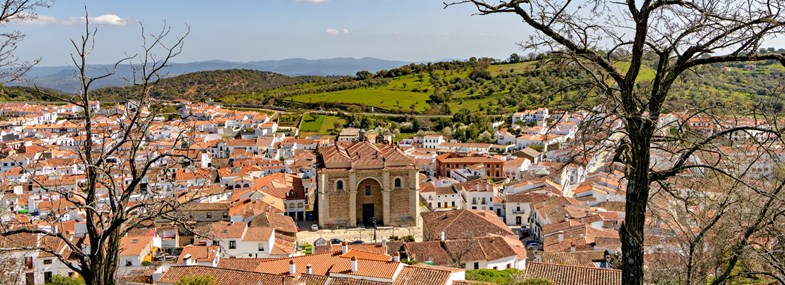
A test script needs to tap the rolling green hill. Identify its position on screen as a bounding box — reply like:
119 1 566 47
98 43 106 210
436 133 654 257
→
12 58 781 116
91 69 334 102
225 59 785 115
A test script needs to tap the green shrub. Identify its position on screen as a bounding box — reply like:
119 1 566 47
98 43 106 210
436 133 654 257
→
47 275 85 285
465 268 523 284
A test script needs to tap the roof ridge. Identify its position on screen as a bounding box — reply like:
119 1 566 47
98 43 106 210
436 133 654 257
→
528 261 621 271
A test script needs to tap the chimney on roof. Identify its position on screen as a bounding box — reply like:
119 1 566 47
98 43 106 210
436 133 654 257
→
342 241 349 254
558 231 564 242
533 250 542 262
289 259 296 275
570 242 576 252
182 253 192 265
439 231 446 242
393 252 401 262
564 214 570 222
351 256 358 273
381 237 387 249
305 264 312 275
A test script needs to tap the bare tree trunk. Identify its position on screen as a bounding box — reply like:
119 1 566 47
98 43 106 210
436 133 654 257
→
621 118 652 285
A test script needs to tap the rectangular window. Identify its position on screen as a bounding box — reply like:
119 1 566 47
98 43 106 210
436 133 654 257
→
206 212 213 219
43 259 52 265
365 185 371 196
474 262 479 270
258 243 265 251
229 240 236 249
223 212 228 218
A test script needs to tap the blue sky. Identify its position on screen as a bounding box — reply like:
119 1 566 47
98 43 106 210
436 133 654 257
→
10 0 534 66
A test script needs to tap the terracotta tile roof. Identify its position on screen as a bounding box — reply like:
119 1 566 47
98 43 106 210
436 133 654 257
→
404 241 452 266
177 245 220 263
319 141 414 170
295 274 328 285
217 258 265 272
119 235 153 256
249 213 298 234
500 236 527 260
181 202 230 211
442 236 522 262
158 265 292 285
253 252 402 280
543 224 619 252
435 153 502 165
420 182 437 193
539 251 608 268
391 265 458 285
327 278 390 285
242 227 274 241
339 249 391 262
386 240 406 256
422 210 514 240
523 262 621 285
196 221 246 239
453 281 493 285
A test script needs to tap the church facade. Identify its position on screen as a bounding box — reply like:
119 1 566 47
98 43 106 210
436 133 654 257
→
316 140 419 228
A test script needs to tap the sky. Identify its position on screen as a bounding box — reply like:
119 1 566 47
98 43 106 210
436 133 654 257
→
9 0 535 66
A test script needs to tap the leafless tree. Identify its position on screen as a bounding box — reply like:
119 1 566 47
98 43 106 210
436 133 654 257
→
0 0 53 81
0 11 196 285
446 1 785 284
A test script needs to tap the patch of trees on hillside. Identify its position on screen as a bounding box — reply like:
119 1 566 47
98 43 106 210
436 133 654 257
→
91 69 320 101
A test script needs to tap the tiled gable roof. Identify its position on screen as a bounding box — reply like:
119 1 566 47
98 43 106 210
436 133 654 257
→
177 245 220 263
319 141 413 169
391 265 458 285
422 210 513 240
539 251 607 268
158 265 292 285
523 262 621 285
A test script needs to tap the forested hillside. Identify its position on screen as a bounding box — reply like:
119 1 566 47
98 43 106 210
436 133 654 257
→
216 58 785 115
4 59 785 115
90 69 333 102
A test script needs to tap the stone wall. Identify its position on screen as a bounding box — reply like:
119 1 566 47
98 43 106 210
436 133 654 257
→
318 167 419 228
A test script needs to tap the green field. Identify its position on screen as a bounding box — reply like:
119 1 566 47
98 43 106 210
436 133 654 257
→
299 113 346 134
291 88 431 112
290 70 478 112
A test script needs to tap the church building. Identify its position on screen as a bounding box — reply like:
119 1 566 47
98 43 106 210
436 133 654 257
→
316 136 419 228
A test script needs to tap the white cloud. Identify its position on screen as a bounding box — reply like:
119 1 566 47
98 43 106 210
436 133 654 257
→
87 14 129 26
325 28 349 35
14 14 130 26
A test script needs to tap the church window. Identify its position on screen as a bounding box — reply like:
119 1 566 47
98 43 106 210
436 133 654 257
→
336 180 344 191
365 185 371 196
394 178 402 189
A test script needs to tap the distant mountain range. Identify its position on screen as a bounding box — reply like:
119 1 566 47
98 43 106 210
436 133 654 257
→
10 57 411 93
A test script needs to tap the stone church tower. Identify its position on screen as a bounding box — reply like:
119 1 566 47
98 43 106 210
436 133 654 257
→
316 140 419 228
